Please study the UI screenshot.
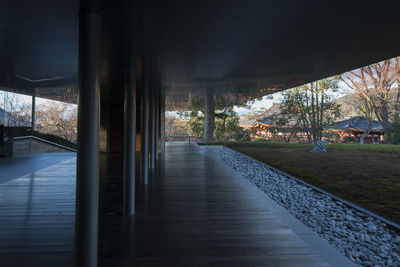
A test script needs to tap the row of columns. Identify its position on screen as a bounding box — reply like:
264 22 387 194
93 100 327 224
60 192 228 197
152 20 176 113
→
139 71 162 182
127 65 161 207
74 1 164 266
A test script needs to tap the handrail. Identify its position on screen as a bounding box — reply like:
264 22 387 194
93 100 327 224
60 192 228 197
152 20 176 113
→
165 135 195 138
13 135 77 152
165 135 196 143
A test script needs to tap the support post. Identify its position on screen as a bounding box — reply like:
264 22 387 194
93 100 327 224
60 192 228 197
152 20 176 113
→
31 94 35 133
122 0 137 216
140 75 149 184
155 92 160 160
160 94 166 153
123 67 136 215
203 90 215 142
150 84 156 169
74 5 101 267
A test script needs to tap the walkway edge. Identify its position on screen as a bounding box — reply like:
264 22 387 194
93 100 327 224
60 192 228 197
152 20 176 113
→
205 148 358 267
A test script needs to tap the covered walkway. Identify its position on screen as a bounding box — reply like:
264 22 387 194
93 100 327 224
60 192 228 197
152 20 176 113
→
0 144 353 266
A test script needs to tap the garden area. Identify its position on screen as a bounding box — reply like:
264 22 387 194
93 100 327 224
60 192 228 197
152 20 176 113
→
199 141 400 224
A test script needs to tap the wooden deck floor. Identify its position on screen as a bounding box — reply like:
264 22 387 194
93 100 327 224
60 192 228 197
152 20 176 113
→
0 143 330 266
0 154 76 267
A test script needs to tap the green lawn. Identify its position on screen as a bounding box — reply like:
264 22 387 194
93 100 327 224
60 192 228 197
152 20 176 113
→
199 141 400 224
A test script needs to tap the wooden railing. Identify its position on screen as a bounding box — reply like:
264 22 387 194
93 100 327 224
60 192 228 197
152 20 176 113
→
165 135 196 143
13 136 77 152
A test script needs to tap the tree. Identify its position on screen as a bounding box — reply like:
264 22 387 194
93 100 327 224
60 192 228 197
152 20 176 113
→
3 93 31 126
267 113 303 143
35 102 77 142
215 106 240 140
342 76 377 144
1 91 78 142
177 110 204 137
280 76 341 144
188 112 204 137
165 116 190 136
342 58 400 143
178 102 249 141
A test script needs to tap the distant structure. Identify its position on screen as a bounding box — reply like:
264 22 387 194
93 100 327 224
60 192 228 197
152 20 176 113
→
241 116 384 144
239 103 309 143
239 96 385 144
241 122 308 143
324 117 384 144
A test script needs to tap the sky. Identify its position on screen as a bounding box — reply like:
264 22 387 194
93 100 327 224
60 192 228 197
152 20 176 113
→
233 80 348 116
233 92 284 116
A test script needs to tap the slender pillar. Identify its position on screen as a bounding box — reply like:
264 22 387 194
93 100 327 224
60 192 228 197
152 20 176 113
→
31 94 35 133
155 94 160 160
203 90 215 142
122 0 137 215
160 94 166 153
155 74 161 159
150 85 156 169
140 78 149 184
123 67 136 215
74 6 101 267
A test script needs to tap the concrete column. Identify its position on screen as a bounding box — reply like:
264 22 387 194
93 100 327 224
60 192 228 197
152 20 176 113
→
203 90 215 142
140 74 149 184
74 5 101 267
160 94 166 153
150 84 156 169
122 0 137 216
155 93 160 160
123 67 136 215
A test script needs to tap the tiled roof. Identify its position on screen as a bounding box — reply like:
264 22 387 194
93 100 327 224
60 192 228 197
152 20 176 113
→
324 116 384 132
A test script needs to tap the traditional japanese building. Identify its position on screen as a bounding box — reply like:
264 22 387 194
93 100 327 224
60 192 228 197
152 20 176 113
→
324 116 384 144
241 116 384 144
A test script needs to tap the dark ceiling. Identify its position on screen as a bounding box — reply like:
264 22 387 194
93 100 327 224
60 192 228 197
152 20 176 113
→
1 0 400 108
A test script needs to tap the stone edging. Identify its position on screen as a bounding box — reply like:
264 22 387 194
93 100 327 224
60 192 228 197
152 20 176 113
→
202 145 400 267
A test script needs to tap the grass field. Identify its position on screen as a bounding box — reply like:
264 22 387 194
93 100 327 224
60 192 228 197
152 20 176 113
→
199 141 400 224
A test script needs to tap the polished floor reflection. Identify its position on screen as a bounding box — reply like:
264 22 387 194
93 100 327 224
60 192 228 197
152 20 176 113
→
0 154 76 267
99 143 329 266
0 144 330 266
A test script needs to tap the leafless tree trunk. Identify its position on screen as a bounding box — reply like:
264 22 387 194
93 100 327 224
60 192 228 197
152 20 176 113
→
342 58 400 143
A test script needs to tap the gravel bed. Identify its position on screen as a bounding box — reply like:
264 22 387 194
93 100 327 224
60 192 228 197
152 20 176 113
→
203 145 400 267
